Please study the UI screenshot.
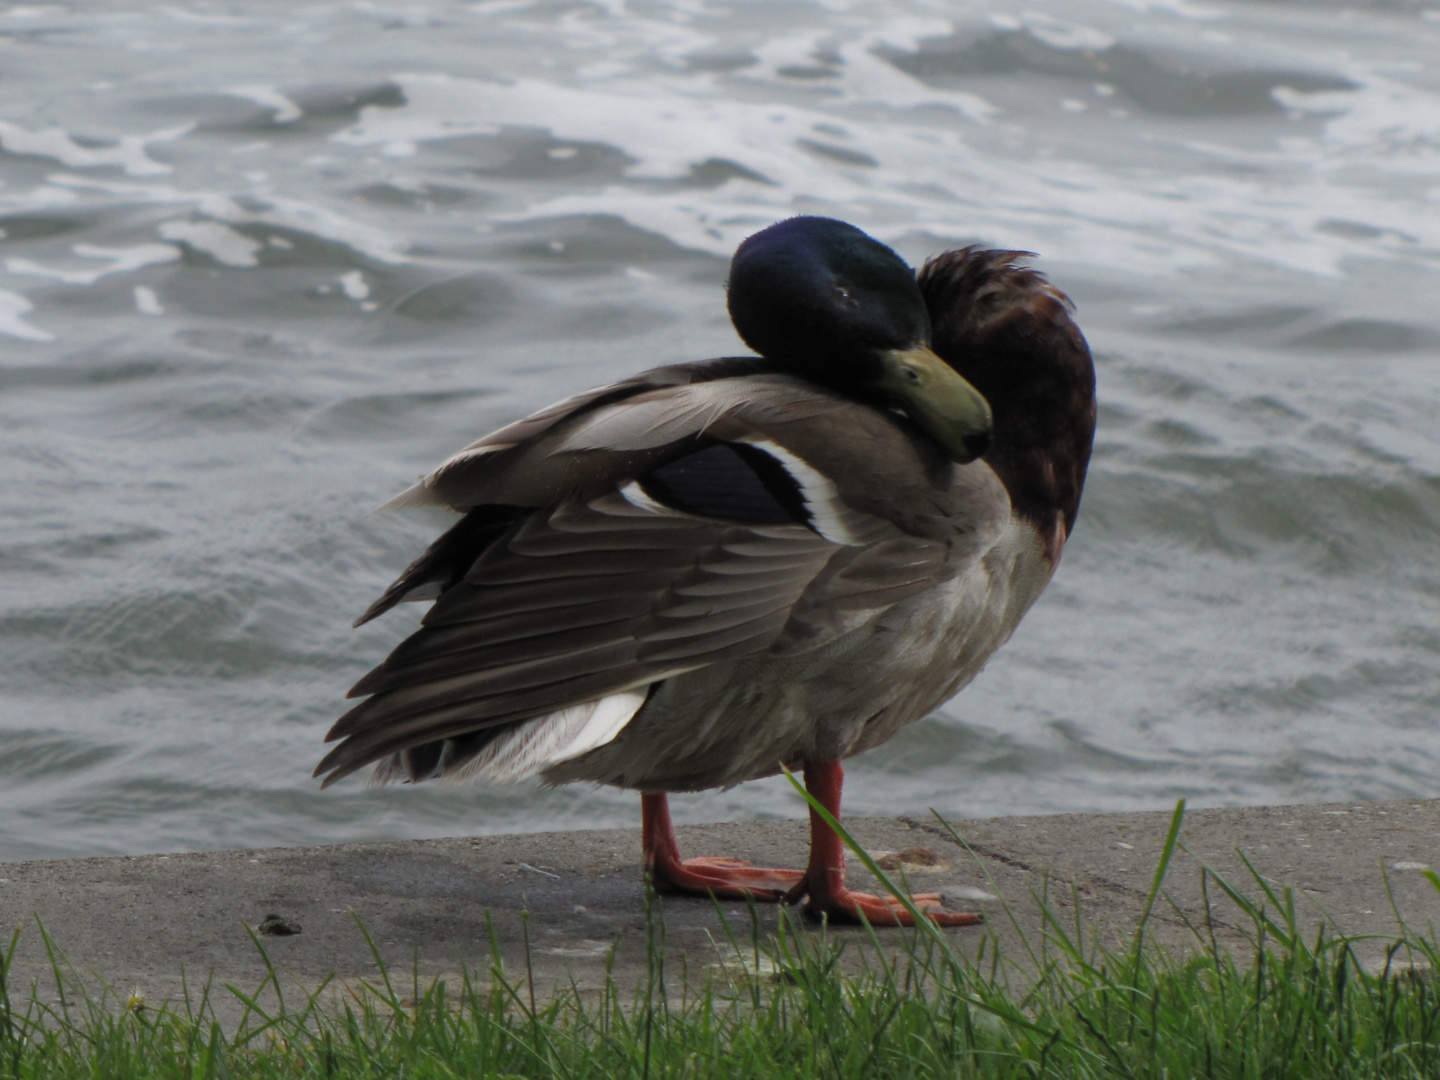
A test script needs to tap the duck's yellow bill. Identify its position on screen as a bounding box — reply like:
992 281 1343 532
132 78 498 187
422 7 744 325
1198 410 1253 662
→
876 346 992 463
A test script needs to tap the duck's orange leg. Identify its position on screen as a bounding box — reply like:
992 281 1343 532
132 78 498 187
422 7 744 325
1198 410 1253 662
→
784 760 981 927
641 762 981 927
642 791 802 900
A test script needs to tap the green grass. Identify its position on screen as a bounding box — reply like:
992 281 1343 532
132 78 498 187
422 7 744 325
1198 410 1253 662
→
3 800 1440 1079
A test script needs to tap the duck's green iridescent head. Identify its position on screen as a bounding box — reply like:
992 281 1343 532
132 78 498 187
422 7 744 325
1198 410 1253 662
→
727 216 992 463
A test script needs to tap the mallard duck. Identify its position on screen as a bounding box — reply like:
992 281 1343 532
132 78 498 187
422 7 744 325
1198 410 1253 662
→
317 217 1095 926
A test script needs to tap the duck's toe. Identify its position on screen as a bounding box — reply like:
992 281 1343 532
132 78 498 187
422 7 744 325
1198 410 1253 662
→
804 887 983 927
648 855 805 902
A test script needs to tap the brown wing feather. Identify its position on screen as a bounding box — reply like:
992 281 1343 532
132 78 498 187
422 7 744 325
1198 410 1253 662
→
771 537 954 654
316 492 839 786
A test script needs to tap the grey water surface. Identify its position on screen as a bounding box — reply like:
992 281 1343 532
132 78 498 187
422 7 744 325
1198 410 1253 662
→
2 0 1439 860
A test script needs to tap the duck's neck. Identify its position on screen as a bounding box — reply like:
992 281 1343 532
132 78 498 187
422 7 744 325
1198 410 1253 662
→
918 249 1096 565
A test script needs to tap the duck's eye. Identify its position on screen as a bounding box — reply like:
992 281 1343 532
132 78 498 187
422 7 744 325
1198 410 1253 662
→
833 283 857 308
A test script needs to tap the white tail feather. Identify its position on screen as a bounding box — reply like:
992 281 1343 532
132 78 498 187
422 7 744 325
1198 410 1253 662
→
448 690 648 783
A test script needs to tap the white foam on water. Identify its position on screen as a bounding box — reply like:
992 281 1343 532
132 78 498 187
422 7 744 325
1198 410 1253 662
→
6 242 180 285
159 220 263 266
0 120 191 177
1021 14 1116 52
338 270 370 300
159 6 259 26
0 289 52 341
132 285 163 316
468 1 541 15
34 175 411 265
225 86 302 124
1 183 78 207
1095 0 1225 18
2 0 1429 302
833 40 998 120
323 14 1440 280
748 29 827 71
1274 75 1440 179
866 16 957 52
237 193 411 264
334 73 847 187
2 6 66 21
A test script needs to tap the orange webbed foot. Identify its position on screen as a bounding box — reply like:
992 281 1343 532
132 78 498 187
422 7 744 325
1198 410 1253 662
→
638 782 984 926
803 886 982 927
649 856 804 902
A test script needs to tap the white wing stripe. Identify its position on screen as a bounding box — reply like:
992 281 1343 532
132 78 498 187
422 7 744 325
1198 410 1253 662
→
740 438 881 546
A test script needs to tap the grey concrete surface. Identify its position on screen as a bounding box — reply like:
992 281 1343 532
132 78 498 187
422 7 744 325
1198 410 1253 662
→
2 801 1437 1025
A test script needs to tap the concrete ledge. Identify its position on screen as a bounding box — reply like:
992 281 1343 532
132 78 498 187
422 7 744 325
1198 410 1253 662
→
3 801 1437 1021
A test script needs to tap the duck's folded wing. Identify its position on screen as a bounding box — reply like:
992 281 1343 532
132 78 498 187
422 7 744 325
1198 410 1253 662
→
318 497 954 788
317 371 995 787
315 495 836 786
378 358 786 513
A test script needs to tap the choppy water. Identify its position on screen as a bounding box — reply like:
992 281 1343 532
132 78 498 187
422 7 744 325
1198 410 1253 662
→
2 0 1438 861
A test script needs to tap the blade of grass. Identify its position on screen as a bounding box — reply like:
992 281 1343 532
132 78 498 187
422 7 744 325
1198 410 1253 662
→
779 765 949 953
1132 799 1186 961
927 811 1048 976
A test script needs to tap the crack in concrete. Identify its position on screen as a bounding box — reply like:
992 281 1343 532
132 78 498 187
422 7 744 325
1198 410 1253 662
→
898 816 1040 874
898 815 1246 936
